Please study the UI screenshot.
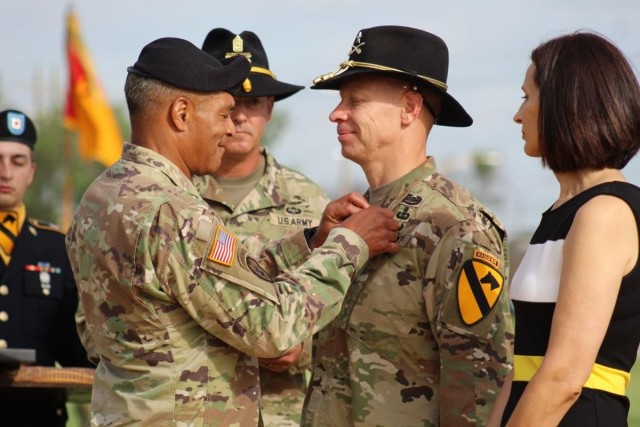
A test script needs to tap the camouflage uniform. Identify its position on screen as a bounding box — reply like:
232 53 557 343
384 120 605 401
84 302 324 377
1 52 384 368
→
193 148 330 426
65 143 371 427
193 148 329 255
302 158 514 427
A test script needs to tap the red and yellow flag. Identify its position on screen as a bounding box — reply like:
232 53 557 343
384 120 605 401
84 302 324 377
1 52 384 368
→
63 10 122 167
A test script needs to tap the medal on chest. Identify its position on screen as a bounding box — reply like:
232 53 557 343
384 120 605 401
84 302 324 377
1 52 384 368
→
25 262 62 296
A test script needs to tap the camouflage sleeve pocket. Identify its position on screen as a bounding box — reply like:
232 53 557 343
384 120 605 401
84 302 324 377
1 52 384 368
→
196 219 280 306
344 247 423 362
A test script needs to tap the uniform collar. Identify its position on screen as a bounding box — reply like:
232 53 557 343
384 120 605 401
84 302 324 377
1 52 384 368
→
121 143 200 197
365 157 437 209
198 147 292 211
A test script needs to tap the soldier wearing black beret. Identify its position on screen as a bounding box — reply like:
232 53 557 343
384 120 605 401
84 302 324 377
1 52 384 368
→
0 109 92 426
67 36 399 425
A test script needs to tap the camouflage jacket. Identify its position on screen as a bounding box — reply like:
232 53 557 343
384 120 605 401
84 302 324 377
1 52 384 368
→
65 143 370 427
302 158 514 427
193 148 330 255
193 149 330 378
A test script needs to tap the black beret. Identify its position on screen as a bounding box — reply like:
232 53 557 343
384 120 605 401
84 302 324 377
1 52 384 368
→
0 109 36 149
127 37 251 93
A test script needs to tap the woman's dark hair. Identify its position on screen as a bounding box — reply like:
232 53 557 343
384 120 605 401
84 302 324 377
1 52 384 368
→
532 31 640 172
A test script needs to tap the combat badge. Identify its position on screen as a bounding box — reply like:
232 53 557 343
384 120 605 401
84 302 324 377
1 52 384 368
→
401 193 423 207
269 197 320 228
457 250 503 325
246 257 272 282
208 225 237 267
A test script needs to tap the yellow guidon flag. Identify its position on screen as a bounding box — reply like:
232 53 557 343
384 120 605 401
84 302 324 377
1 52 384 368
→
457 249 504 325
63 9 123 167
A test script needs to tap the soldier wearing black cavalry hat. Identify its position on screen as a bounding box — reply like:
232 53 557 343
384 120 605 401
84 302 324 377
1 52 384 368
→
301 26 514 427
66 37 399 426
0 109 92 426
192 28 329 427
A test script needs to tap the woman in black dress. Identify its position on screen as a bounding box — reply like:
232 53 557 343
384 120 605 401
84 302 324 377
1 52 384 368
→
501 31 640 426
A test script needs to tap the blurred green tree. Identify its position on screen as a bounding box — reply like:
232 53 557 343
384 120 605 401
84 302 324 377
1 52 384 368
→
25 104 130 225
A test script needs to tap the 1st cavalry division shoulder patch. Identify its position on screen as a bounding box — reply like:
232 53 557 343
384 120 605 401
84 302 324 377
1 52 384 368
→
457 249 504 325
208 225 237 266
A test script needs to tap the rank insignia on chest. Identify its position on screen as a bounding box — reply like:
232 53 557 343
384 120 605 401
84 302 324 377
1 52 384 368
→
208 225 237 267
456 251 504 325
401 193 423 206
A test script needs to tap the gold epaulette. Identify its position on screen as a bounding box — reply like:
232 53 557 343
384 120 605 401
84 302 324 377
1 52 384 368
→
28 218 61 232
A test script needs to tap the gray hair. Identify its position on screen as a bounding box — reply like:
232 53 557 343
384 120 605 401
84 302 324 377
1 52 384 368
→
124 73 180 119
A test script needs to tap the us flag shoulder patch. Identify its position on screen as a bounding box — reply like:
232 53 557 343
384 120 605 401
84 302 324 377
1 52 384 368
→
208 225 237 266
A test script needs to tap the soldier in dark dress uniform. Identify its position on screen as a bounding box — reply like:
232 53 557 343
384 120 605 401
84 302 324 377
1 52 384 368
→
0 109 91 427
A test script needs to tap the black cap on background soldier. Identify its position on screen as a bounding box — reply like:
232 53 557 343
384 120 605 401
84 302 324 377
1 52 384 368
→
202 28 303 101
0 110 37 148
127 37 251 93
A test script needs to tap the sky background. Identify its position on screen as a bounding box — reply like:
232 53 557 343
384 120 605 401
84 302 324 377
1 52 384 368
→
1 0 640 236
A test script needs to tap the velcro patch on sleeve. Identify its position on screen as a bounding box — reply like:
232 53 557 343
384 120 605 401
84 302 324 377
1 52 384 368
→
208 225 237 267
457 257 504 325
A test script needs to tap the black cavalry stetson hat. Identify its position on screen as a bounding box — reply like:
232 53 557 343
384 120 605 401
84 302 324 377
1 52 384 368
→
0 109 37 149
202 28 304 101
127 37 250 93
312 26 472 127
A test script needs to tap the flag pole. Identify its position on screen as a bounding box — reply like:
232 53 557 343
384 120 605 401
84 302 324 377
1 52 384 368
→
61 129 74 232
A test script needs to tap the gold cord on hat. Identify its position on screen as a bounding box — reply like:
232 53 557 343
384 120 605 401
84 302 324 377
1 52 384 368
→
313 60 448 92
225 45 279 92
226 35 279 92
250 66 277 79
239 67 278 93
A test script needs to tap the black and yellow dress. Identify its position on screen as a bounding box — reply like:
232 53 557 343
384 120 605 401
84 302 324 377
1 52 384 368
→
503 181 640 426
